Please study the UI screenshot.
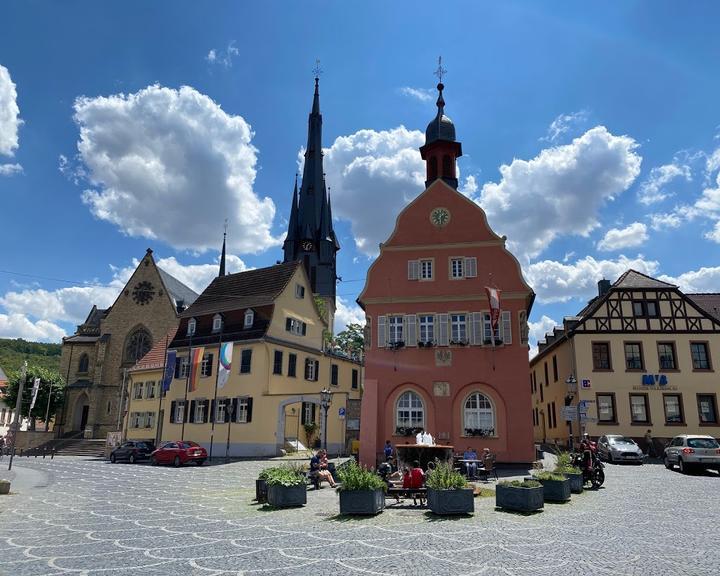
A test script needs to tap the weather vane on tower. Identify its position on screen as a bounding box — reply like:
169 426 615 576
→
434 56 446 84
313 59 323 79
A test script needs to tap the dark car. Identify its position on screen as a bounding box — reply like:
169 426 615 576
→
110 441 155 464
151 441 207 467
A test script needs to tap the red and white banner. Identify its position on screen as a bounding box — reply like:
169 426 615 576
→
485 286 502 330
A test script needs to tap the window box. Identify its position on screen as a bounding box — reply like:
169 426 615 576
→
389 341 405 350
418 340 435 348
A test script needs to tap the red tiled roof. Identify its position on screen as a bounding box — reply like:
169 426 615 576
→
129 327 178 373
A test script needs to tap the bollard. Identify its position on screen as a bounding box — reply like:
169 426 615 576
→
51 447 55 459
19 448 23 457
35 450 38 458
43 448 46 459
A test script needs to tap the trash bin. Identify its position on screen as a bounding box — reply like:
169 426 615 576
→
535 444 543 460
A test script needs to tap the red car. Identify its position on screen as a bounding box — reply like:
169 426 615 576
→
151 441 207 467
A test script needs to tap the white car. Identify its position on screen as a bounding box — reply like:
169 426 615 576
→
664 435 720 474
597 435 644 464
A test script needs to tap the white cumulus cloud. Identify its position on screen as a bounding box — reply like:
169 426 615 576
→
526 254 660 304
398 87 435 102
659 266 720 293
597 222 648 251
0 314 66 343
637 162 692 205
334 297 364 334
73 84 279 254
528 315 559 359
0 64 23 175
540 110 588 143
476 126 642 262
206 42 239 68
321 126 426 256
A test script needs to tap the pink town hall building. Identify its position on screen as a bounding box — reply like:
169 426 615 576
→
358 82 536 466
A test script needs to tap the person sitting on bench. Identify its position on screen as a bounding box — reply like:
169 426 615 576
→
403 460 425 489
310 449 336 488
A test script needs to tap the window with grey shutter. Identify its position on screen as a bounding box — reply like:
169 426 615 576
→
470 312 483 345
437 313 449 346
408 260 419 280
464 257 477 278
378 316 387 348
405 314 417 346
501 311 512 345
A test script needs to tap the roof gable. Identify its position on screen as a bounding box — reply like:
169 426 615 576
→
613 269 676 289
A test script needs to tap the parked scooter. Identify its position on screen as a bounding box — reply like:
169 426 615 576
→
572 436 605 489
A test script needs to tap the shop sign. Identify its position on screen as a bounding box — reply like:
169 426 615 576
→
642 374 669 386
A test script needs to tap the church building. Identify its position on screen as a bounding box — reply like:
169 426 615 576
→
58 249 198 439
358 81 536 466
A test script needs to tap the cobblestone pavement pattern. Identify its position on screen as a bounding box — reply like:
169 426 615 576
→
0 456 718 576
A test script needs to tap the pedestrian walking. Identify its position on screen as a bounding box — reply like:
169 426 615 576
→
644 429 655 458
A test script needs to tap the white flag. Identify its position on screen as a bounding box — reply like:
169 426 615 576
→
29 377 41 411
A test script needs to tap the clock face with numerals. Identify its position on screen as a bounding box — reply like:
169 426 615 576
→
301 240 314 251
430 207 451 228
132 281 155 305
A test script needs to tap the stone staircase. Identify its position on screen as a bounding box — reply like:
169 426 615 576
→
20 436 106 458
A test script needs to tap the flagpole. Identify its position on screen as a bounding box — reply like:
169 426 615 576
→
181 331 192 442
156 334 169 446
208 324 224 461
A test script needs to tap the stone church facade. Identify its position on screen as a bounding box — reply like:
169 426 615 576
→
57 249 197 439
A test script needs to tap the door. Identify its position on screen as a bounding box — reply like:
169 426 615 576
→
80 405 90 431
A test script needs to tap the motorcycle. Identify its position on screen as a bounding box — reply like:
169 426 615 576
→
572 442 605 489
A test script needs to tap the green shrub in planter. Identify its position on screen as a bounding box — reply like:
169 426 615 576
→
256 467 281 503
533 471 571 502
336 460 386 515
426 462 474 515
265 465 307 508
554 453 583 494
496 480 544 513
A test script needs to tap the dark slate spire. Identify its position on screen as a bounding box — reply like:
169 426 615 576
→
283 175 299 261
218 223 227 277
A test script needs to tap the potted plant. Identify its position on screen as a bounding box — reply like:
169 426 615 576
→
496 479 543 513
425 461 474 515
336 460 386 515
0 479 10 495
555 453 583 494
265 465 307 508
256 467 279 504
303 423 318 448
533 471 571 502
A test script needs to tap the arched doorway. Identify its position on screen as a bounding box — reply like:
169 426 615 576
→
73 393 90 432
275 396 322 455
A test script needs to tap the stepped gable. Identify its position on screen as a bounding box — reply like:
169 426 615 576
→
687 293 720 321
129 327 177 373
613 269 676 289
180 261 301 317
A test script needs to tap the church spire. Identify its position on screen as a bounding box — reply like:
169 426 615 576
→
218 220 227 277
283 175 299 261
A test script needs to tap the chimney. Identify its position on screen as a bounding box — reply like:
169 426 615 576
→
598 279 611 297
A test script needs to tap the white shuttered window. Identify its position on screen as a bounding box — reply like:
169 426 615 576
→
405 315 418 346
501 311 512 345
470 312 483 345
437 313 449 346
378 316 387 348
408 260 419 280
464 257 477 278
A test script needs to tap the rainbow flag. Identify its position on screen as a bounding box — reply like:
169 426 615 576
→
188 346 205 392
218 342 233 389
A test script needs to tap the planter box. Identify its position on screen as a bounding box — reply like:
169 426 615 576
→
564 472 583 494
339 489 385 516
267 484 307 508
0 480 10 495
255 479 268 503
495 484 544 513
539 478 571 502
427 488 474 515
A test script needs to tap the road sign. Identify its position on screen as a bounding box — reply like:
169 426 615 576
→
338 407 346 419
580 415 598 423
578 400 595 408
561 407 577 421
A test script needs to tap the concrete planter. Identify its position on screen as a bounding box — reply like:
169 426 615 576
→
539 478 571 502
338 489 385 516
0 480 10 495
427 488 474 515
267 484 306 508
495 484 544 513
255 479 268 504
564 472 584 494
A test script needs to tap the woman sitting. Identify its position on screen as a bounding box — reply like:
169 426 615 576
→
309 449 336 488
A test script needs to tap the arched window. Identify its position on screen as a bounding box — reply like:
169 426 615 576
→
428 156 438 181
124 328 152 364
396 390 424 433
464 392 495 436
442 155 453 178
78 353 89 374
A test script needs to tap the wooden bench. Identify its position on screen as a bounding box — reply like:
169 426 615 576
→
385 486 427 506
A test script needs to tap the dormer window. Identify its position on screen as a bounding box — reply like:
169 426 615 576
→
212 314 223 333
187 318 196 336
244 309 254 329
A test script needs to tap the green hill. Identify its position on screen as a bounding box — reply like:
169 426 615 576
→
0 338 62 376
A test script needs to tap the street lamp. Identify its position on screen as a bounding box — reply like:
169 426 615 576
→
565 374 578 450
225 401 235 463
319 387 333 452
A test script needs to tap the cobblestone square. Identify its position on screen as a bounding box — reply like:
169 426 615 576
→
1 456 718 575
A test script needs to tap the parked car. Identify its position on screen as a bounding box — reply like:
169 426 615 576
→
664 435 720 474
110 441 155 464
151 441 207 467
597 435 644 464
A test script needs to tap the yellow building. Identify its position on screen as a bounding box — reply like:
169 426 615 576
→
125 261 362 457
531 271 720 448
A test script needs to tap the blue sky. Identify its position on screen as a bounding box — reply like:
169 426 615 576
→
1 1 720 355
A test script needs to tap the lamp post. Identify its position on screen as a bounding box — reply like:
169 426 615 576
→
565 374 578 450
319 388 333 452
225 401 235 463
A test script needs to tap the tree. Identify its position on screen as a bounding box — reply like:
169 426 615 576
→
329 323 365 361
4 364 65 430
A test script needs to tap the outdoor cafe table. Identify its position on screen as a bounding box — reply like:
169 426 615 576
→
458 459 485 478
395 444 454 470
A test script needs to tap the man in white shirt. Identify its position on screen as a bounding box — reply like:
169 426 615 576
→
422 431 434 446
415 428 425 445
